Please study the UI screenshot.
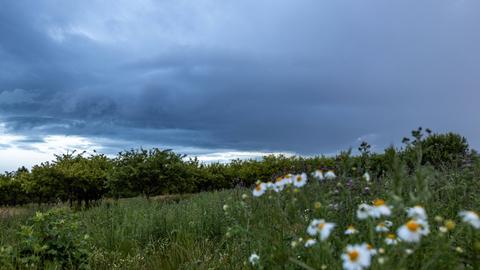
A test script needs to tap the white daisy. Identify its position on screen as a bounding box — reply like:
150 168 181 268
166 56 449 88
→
304 238 317 248
283 174 293 185
312 170 324 181
345 225 358 235
324 170 337 180
293 173 308 188
459 211 480 229
249 253 260 265
266 182 275 191
384 220 393 227
252 182 267 197
385 233 399 245
407 206 427 220
307 219 336 241
356 203 373 220
367 244 377 256
370 199 391 218
362 172 371 182
375 222 390 233
274 177 286 192
341 243 372 270
397 219 430 243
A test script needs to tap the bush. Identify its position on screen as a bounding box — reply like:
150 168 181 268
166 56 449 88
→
421 132 469 169
12 209 91 269
109 148 194 199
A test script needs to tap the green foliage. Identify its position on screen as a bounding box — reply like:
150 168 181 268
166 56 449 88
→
0 129 475 209
109 148 194 199
0 209 91 269
21 162 65 204
421 132 469 169
401 128 469 170
18 152 112 207
0 171 28 206
0 137 479 269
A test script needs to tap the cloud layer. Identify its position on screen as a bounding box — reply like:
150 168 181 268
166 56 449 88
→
1 0 480 171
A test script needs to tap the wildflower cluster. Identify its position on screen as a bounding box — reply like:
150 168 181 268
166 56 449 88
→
244 168 480 270
397 206 429 243
356 199 392 220
252 170 336 197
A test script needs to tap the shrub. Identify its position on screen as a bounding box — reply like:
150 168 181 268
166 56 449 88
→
13 209 91 269
421 132 469 169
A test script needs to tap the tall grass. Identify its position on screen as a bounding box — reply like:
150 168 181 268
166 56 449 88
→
1 153 479 269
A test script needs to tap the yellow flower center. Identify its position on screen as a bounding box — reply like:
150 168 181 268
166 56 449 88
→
406 220 420 232
317 223 325 230
445 220 456 230
296 176 302 182
255 184 262 191
367 244 373 250
387 233 396 239
378 222 385 227
348 250 359 262
348 225 355 230
373 199 385 206
276 177 283 183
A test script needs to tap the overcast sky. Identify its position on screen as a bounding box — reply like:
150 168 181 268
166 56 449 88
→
1 0 479 172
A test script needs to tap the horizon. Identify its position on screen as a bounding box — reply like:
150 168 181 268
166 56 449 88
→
1 1 480 172
0 128 473 173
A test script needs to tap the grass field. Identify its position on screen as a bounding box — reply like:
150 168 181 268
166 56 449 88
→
1 154 480 269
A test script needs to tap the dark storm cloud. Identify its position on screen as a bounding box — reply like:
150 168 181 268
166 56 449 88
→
1 0 480 158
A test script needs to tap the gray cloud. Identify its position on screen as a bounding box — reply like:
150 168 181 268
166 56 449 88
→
0 89 38 104
1 0 479 162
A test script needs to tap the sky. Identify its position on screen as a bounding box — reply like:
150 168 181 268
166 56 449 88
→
1 0 479 172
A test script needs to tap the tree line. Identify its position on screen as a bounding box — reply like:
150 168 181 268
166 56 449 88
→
0 129 474 207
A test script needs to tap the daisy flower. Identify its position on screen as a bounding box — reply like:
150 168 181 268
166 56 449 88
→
367 244 378 256
341 243 372 270
356 203 373 220
362 172 371 182
397 219 430 243
407 206 427 220
304 238 317 248
283 174 293 185
385 233 399 245
375 222 390 233
459 211 480 229
274 176 286 192
345 225 358 235
252 182 267 197
307 219 336 240
313 170 324 181
370 199 391 218
293 173 308 188
324 170 337 180
384 220 393 227
266 182 275 190
249 253 260 265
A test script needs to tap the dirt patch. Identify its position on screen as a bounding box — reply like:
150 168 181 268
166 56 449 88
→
0 207 30 219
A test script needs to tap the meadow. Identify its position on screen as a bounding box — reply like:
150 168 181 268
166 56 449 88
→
0 129 479 269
